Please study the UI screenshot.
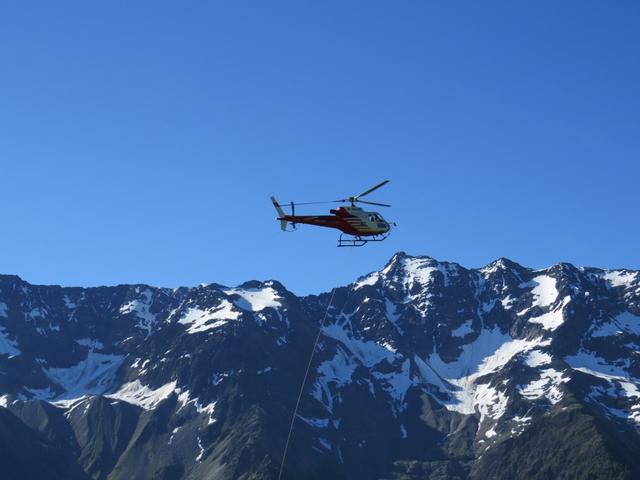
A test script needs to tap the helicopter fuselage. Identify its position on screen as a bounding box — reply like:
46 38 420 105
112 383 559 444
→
279 206 390 236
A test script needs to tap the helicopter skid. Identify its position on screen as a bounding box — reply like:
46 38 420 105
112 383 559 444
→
337 233 388 247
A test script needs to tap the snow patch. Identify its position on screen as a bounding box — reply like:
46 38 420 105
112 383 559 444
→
380 341 396 353
313 319 404 411
402 258 440 289
195 399 217 424
174 389 217 424
501 296 515 310
223 286 281 311
513 415 531 423
106 380 177 410
565 351 634 381
529 275 559 308
373 359 414 412
528 296 571 331
196 436 205 462
0 326 20 357
63 296 77 310
385 299 404 334
168 426 181 445
27 307 47 319
44 353 124 399
52 395 92 414
322 323 395 367
591 312 640 338
524 350 552 367
451 320 474 337
119 289 156 335
518 368 568 404
354 273 379 289
315 437 332 451
179 300 240 334
297 415 330 428
75 338 105 350
604 271 638 288
314 347 358 413
427 329 549 418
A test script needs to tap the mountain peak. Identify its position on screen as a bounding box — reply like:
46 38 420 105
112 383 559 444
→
482 257 525 274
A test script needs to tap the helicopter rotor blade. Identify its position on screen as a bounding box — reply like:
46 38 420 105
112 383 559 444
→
287 181 391 207
356 199 391 207
293 200 343 206
355 180 389 199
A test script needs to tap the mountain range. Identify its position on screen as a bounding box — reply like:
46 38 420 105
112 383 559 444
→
1 252 639 479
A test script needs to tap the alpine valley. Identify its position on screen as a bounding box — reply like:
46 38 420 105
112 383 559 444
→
1 252 639 480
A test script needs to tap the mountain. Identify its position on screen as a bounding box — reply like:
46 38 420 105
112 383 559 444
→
1 252 639 479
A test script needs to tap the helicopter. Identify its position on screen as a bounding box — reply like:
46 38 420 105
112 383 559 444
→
271 180 394 247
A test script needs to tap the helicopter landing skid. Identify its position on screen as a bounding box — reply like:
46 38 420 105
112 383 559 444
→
337 233 388 247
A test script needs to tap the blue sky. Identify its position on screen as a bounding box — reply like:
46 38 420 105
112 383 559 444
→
1 1 638 294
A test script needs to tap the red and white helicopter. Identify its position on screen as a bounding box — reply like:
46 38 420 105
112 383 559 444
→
271 180 394 247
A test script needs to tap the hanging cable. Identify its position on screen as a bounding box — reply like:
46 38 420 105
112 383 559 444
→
277 283 354 480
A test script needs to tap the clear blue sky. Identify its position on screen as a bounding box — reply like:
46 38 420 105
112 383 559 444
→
1 1 638 294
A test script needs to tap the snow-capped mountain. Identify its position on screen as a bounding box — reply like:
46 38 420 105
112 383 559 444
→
1 252 639 479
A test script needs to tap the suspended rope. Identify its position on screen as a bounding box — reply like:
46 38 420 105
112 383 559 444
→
277 283 354 480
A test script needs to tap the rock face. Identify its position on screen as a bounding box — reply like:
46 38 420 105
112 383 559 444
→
1 252 639 479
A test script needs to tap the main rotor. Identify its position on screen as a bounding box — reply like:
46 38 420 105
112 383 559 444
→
338 180 391 208
283 180 392 215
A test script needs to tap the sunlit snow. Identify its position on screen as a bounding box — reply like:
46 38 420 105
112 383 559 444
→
528 296 571 331
402 258 440 289
427 329 550 419
175 388 217 424
524 350 552 367
500 296 515 310
518 368 568 404
529 275 559 308
44 352 125 398
314 321 405 411
119 289 156 335
354 273 380 289
106 380 177 410
223 286 281 311
179 300 240 334
604 271 638 288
